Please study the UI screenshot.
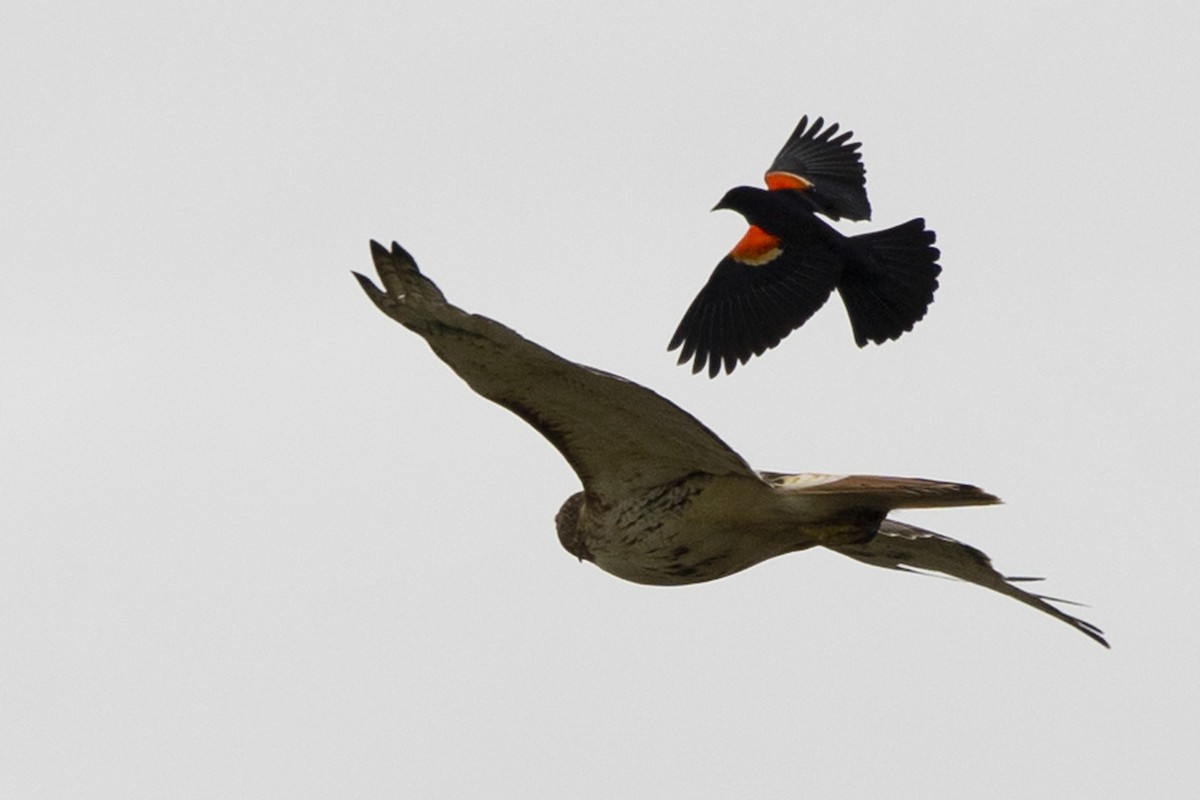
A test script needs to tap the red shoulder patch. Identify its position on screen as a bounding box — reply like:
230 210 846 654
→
764 171 814 192
731 225 783 266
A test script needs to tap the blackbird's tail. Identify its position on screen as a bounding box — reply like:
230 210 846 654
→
837 218 941 347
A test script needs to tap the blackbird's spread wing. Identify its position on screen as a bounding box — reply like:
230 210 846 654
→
668 240 843 377
829 519 1109 647
765 115 871 222
355 241 760 500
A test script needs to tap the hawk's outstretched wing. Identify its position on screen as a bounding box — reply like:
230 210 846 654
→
354 241 760 500
829 519 1109 647
763 472 1000 509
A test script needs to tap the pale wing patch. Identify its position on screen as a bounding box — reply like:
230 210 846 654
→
764 171 815 191
766 472 849 489
764 473 1000 507
734 246 783 267
730 225 784 267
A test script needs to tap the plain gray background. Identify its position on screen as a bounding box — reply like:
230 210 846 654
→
4 2 1197 796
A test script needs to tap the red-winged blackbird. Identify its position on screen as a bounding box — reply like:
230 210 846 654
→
668 116 942 377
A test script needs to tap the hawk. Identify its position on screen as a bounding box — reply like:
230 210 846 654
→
356 241 1106 647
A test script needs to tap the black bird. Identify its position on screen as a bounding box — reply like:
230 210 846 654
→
669 116 942 377
355 240 1107 648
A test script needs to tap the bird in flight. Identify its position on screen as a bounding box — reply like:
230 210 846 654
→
669 116 942 377
354 241 1106 647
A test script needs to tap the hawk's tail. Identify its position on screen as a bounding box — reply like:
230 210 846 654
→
829 519 1109 648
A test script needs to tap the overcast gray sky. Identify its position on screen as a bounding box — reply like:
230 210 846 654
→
4 2 1198 797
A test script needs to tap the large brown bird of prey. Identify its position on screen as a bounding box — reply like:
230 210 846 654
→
355 241 1106 647
669 116 941 377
